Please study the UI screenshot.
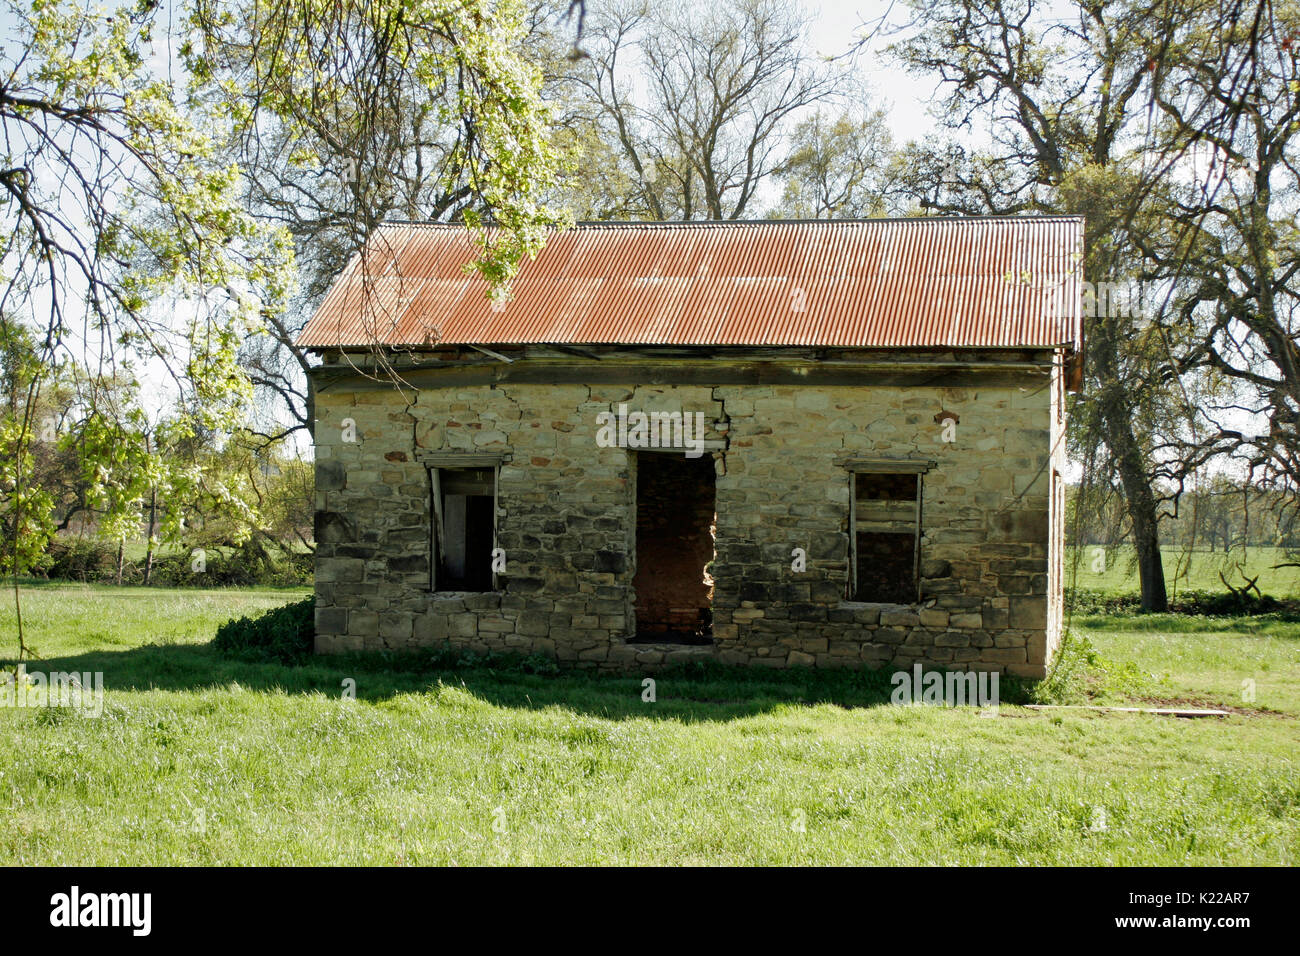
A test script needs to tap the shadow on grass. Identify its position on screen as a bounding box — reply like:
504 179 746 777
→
3 641 1033 723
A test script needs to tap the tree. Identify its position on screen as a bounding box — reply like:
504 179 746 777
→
891 0 1183 609
0 318 56 581
2 0 563 651
0 0 297 654
1140 0 1300 515
773 106 903 218
188 0 567 440
572 0 846 221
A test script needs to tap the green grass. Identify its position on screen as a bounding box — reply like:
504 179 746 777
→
1066 545 1300 597
1073 609 1300 712
1 583 1297 865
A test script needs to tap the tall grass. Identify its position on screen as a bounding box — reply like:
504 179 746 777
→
1 584 1296 865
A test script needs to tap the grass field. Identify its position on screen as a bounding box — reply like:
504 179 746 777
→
1 582 1297 865
1066 545 1300 597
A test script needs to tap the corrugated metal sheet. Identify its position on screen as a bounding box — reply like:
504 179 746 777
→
295 218 1084 350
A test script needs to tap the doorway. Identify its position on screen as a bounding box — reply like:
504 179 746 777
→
632 452 716 643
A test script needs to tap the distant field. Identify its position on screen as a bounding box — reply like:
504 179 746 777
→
119 540 179 563
1 581 309 658
1 583 1296 865
1066 546 1300 598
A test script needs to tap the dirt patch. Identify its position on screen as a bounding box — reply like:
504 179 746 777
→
1134 694 1290 719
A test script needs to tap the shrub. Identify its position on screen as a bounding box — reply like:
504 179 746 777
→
212 598 315 664
152 539 312 588
1031 628 1150 705
43 537 120 581
39 534 312 587
1065 588 1139 615
1065 586 1292 617
1168 588 1285 615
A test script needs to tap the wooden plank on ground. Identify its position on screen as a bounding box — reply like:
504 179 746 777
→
1024 705 1229 717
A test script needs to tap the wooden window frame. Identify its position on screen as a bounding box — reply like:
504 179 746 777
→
843 458 934 603
418 452 508 593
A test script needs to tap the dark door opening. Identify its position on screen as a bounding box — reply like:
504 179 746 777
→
632 452 717 643
435 467 495 591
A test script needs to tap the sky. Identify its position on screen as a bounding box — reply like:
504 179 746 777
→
805 0 940 145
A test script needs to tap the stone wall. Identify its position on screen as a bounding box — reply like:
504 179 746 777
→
312 356 1063 677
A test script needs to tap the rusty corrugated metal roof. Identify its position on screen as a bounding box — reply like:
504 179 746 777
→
295 217 1084 350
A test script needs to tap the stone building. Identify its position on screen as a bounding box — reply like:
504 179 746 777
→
297 217 1082 678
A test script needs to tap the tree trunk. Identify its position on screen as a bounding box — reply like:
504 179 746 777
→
1129 489 1168 612
305 374 315 440
1109 418 1168 610
115 538 124 586
1092 316 1168 611
143 486 157 586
